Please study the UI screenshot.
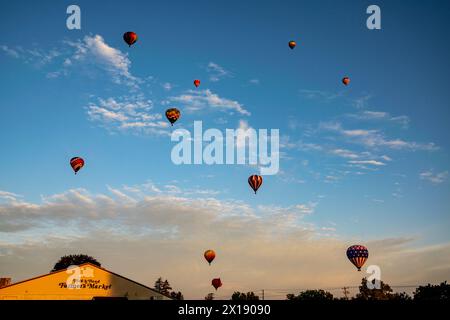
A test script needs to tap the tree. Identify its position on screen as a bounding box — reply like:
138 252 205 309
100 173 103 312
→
154 277 184 299
170 291 184 300
286 289 333 301
205 293 215 300
154 277 172 295
355 278 411 300
51 254 101 272
414 281 450 301
231 291 260 300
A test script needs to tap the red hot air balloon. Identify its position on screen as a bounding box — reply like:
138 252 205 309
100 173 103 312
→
211 278 222 291
70 157 85 175
342 77 350 86
346 245 369 271
165 108 181 126
288 41 296 49
194 79 201 88
123 32 138 47
248 175 263 194
204 250 216 265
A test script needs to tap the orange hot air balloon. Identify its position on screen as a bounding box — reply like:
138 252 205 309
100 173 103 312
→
342 77 350 86
288 40 296 49
194 79 201 88
248 175 263 194
204 250 216 265
211 278 222 291
165 108 180 126
123 32 138 47
70 157 85 175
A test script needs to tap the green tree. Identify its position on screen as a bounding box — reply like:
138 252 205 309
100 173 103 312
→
286 289 333 301
413 281 450 301
51 254 101 272
231 291 260 300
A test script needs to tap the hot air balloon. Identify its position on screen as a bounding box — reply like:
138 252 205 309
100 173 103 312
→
70 157 85 175
123 32 138 47
165 108 180 126
211 278 222 291
342 77 350 86
346 245 368 271
204 250 216 265
288 41 296 49
194 79 201 88
248 175 263 194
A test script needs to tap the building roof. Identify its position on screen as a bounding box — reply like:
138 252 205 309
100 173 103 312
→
0 262 171 299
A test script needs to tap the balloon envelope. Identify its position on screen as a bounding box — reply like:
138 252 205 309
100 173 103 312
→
194 79 201 87
204 250 216 265
342 77 350 86
288 41 296 49
248 175 263 194
346 245 368 271
70 157 85 174
212 278 222 290
123 32 138 47
165 108 180 126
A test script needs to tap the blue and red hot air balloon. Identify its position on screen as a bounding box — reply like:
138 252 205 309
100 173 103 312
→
346 245 369 271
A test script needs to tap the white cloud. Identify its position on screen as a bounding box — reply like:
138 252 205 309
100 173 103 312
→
320 121 439 151
162 82 173 91
248 79 260 85
207 62 232 82
348 160 386 166
350 111 410 128
1 186 449 299
66 35 140 88
420 170 448 184
86 95 169 135
299 89 344 102
0 45 20 58
170 89 250 116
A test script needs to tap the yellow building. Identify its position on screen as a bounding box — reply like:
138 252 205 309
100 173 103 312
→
0 263 171 300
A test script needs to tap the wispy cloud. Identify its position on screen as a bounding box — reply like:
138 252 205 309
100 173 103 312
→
320 121 439 151
348 111 410 128
86 95 169 135
207 62 232 82
420 170 448 184
170 89 250 116
65 35 141 88
299 89 344 102
348 160 386 166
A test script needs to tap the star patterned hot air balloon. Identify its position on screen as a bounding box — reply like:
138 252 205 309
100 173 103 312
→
346 245 368 271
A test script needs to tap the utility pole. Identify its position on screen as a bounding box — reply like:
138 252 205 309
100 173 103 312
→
342 287 350 300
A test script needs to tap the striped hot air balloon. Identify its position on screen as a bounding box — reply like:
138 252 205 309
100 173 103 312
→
346 245 369 271
70 157 85 175
204 250 216 265
248 175 263 194
165 108 181 126
123 31 138 47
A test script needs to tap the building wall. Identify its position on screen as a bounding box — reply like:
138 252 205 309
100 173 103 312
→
0 264 170 300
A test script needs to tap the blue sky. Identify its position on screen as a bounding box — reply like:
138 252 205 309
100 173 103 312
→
1 0 449 298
